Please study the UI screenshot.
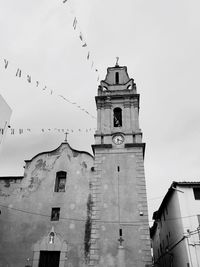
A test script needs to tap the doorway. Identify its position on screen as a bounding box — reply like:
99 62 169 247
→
39 251 60 267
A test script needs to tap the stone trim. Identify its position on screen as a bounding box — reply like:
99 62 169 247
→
88 154 103 266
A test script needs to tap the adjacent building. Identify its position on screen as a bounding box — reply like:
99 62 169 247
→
150 181 200 267
0 93 12 147
0 64 152 267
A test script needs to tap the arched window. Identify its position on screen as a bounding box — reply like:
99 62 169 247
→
113 107 122 127
55 171 66 192
115 72 119 84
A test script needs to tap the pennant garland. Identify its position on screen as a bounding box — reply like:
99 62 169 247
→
60 0 100 82
0 1 102 123
1 57 97 121
0 127 96 136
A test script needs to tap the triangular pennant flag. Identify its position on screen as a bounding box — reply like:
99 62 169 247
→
27 75 31 83
73 17 77 29
16 68 22 77
79 32 83 41
87 52 90 60
4 59 8 69
19 129 23 134
82 43 87 47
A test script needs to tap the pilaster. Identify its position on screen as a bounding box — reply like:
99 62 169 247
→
88 153 103 266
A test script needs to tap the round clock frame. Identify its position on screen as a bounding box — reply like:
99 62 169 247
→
112 134 124 145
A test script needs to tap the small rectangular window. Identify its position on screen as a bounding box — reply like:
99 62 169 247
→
51 207 60 221
55 171 66 192
115 72 119 84
193 188 200 199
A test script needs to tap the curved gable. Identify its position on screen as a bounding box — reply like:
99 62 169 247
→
24 142 94 164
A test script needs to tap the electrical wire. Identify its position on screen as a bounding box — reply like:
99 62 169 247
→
0 202 199 225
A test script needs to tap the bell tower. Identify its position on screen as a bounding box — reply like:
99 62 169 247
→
90 63 152 267
94 63 142 146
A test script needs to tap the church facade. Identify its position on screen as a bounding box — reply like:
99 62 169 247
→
0 64 152 267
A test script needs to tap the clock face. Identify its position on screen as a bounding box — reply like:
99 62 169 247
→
113 134 124 145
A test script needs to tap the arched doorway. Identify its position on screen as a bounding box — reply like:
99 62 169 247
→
32 227 68 267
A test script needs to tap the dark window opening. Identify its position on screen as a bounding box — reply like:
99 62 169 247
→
119 228 122 236
113 107 122 127
115 72 119 84
51 207 60 221
193 188 200 200
39 251 60 267
117 166 120 172
55 171 66 192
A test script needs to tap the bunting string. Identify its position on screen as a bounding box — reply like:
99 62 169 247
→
1 0 105 128
0 57 96 121
0 127 96 136
61 0 100 82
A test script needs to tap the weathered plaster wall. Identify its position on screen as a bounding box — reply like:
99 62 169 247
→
0 143 94 267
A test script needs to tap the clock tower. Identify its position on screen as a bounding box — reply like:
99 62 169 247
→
89 63 152 267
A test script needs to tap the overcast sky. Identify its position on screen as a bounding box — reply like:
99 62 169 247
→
0 0 200 223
